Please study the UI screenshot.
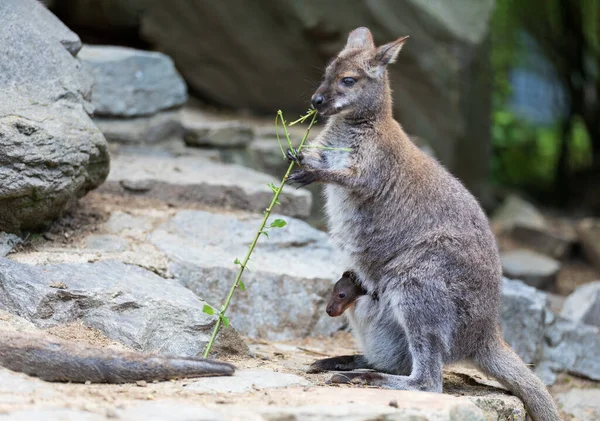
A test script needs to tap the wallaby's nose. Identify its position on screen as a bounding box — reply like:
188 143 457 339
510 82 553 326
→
312 94 324 108
326 306 332 315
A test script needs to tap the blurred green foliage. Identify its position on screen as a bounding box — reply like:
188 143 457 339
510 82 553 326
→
490 0 599 198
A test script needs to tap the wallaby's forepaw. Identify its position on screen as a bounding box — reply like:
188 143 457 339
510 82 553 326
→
287 169 318 188
286 148 304 165
328 372 385 385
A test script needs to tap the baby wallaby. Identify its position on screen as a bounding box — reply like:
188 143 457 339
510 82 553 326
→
291 27 561 421
326 271 366 317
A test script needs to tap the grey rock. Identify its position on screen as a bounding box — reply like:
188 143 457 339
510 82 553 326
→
28 0 82 55
500 278 548 364
85 234 130 252
149 210 343 340
491 195 546 233
140 0 495 197
577 218 600 272
79 45 187 117
103 211 154 236
94 110 184 144
541 315 600 381
555 388 600 421
186 369 310 393
501 249 560 290
0 258 247 357
561 281 600 327
100 153 312 218
182 107 254 148
0 233 21 257
468 394 527 421
0 0 109 233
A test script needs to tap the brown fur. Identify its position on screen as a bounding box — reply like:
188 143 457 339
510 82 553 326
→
326 271 366 317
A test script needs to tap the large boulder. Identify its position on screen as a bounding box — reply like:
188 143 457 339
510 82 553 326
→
0 0 110 233
138 0 494 196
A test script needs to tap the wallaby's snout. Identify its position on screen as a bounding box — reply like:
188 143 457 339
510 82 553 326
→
311 93 325 109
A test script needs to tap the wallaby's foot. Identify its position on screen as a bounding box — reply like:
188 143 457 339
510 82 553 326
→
287 169 318 188
286 148 304 165
328 371 442 393
308 355 371 373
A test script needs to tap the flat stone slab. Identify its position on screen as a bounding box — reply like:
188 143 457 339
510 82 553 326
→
501 249 560 290
186 369 310 393
149 209 343 340
182 106 254 148
555 388 600 421
101 154 312 218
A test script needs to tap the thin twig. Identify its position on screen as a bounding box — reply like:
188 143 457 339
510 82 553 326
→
202 109 318 358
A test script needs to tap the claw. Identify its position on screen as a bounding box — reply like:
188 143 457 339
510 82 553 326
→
286 169 318 188
286 148 303 165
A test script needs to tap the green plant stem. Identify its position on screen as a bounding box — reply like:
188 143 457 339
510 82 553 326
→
202 110 318 358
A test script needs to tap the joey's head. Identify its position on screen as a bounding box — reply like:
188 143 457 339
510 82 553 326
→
326 272 366 317
311 27 408 118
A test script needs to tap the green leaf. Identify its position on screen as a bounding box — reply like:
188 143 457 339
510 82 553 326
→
202 304 215 315
238 281 246 291
261 230 269 238
270 219 287 228
267 183 279 194
274 199 281 205
220 315 230 328
234 258 241 265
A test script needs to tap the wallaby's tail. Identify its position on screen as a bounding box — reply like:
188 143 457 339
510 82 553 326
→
0 330 235 383
474 338 562 421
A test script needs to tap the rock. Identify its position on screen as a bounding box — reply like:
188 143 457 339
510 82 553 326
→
491 195 546 233
100 153 312 218
500 278 548 364
103 211 154 236
511 225 574 260
0 258 247 357
0 0 110 233
149 210 343 340
468 394 527 421
139 0 495 197
541 315 600 382
84 234 130 252
186 369 310 394
501 249 560 290
555 389 600 421
577 218 600 272
2 408 105 421
182 107 254 148
94 110 184 144
248 138 291 176
561 281 600 327
0 233 21 257
78 45 187 117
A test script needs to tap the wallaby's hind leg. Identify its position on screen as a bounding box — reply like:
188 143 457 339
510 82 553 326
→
308 354 371 373
329 282 448 393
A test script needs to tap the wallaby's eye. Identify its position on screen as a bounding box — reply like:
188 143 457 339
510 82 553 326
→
339 293 346 299
341 77 356 87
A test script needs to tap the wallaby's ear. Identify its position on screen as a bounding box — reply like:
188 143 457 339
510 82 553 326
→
345 27 375 50
375 35 409 65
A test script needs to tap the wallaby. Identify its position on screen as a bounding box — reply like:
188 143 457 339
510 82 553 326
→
288 27 561 421
325 271 365 317
0 330 235 383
